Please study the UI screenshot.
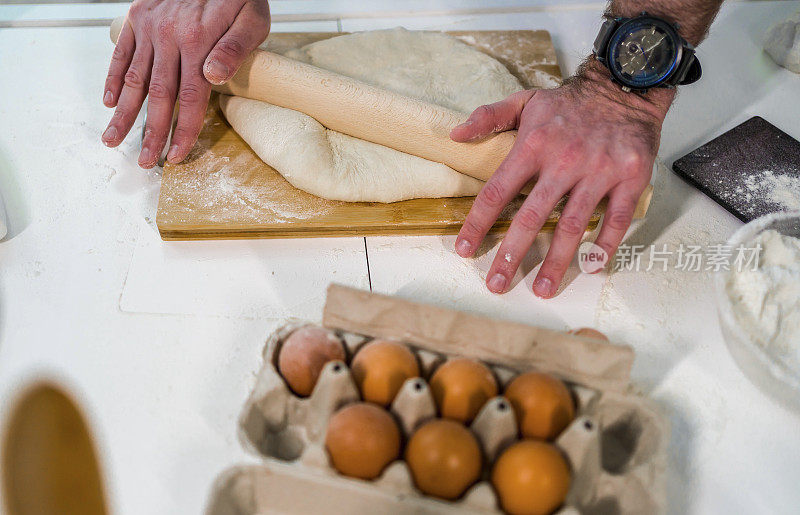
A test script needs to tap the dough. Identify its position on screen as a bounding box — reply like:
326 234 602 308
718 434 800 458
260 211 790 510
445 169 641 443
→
220 28 524 203
284 28 522 113
219 96 485 202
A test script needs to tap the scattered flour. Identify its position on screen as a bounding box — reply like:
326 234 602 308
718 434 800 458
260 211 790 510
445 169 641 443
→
726 229 800 369
740 170 800 211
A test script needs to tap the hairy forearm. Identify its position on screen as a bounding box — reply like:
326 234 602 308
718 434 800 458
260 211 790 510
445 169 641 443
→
607 0 724 46
571 0 724 120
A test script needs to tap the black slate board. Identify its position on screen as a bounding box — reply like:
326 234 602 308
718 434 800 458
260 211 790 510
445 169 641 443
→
672 116 800 222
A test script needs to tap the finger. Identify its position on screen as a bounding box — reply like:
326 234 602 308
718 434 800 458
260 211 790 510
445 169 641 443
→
450 90 535 142
593 181 644 260
166 54 213 164
455 137 542 258
532 181 611 298
484 175 574 293
139 43 180 168
203 2 270 85
102 37 154 148
104 20 135 107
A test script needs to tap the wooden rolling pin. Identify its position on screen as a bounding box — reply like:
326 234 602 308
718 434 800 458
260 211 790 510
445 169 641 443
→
110 17 653 218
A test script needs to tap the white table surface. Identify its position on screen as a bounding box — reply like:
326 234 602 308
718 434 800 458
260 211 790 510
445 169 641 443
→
0 2 798 514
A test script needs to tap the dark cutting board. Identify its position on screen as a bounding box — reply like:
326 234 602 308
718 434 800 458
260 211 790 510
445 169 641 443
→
672 116 800 222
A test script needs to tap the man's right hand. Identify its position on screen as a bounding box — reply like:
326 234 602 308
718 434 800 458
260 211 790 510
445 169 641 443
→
101 0 270 168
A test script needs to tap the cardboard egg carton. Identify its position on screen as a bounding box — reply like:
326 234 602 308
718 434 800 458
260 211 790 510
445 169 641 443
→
207 285 668 514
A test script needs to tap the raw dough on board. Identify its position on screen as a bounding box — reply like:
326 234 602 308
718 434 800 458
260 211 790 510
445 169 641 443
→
220 28 523 203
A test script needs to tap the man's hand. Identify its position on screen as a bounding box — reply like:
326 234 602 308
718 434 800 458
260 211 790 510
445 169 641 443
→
450 59 674 298
101 0 270 168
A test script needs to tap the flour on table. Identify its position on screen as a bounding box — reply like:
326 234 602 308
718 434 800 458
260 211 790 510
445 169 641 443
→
726 229 800 370
221 28 524 203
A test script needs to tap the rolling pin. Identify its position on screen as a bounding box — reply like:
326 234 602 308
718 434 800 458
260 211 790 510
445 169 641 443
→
110 17 653 218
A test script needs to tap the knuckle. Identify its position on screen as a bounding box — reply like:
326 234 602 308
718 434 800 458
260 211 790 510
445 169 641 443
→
514 205 547 231
556 215 585 237
594 152 614 173
460 218 485 239
603 209 633 231
621 151 645 175
156 18 175 42
110 108 131 125
177 22 206 49
174 120 204 146
517 131 540 154
215 36 246 59
529 182 555 205
111 43 131 64
478 180 507 208
143 126 167 144
568 190 594 211
178 81 205 106
544 255 570 274
124 67 146 89
147 80 172 100
473 104 495 121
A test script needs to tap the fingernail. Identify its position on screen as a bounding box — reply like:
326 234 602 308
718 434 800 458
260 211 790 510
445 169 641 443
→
205 59 229 84
533 277 554 298
139 147 155 167
103 90 113 106
166 144 180 163
101 126 117 145
456 239 472 257
488 273 507 293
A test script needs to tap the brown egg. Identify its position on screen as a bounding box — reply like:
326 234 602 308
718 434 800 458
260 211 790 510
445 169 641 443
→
568 327 610 342
351 340 420 406
277 326 346 397
405 419 482 500
430 358 498 423
325 402 401 480
504 372 575 440
492 440 571 515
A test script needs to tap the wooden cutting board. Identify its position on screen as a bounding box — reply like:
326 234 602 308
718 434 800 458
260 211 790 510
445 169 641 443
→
156 30 595 240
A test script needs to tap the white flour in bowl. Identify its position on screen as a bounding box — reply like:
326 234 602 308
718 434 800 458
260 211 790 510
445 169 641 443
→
726 229 800 369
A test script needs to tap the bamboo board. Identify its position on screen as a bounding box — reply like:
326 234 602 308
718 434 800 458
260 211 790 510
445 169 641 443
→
156 30 595 240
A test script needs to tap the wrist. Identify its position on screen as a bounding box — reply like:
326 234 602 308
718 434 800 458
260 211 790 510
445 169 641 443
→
572 57 674 121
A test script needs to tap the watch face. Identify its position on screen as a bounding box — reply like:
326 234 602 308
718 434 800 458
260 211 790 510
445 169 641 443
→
608 17 680 89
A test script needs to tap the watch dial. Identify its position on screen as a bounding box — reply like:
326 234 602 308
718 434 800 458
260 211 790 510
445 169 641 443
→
609 19 678 88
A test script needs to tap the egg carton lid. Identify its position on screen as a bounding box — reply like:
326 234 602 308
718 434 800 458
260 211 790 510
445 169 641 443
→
322 284 635 393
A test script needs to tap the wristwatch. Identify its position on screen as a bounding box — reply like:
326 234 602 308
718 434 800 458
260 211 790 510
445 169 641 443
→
593 12 702 92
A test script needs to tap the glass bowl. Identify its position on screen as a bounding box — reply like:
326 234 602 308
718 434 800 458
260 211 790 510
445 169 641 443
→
714 211 800 413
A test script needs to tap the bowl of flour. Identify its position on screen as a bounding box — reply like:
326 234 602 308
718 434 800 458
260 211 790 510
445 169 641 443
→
716 211 800 412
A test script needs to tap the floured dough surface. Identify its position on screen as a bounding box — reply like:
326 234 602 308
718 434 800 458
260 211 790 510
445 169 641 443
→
219 95 485 202
222 28 523 203
285 28 522 113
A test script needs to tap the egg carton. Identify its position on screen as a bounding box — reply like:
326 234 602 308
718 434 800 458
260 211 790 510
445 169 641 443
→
207 285 668 514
